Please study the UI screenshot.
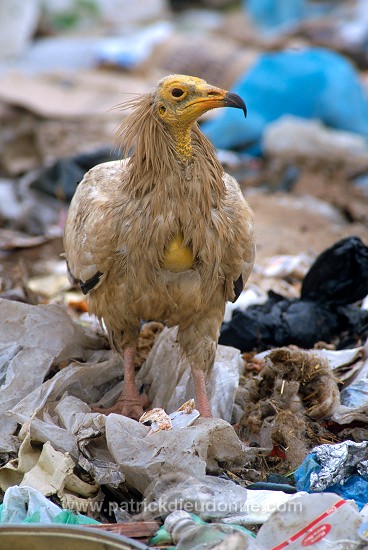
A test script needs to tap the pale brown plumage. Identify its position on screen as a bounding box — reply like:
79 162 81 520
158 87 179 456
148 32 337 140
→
64 75 255 419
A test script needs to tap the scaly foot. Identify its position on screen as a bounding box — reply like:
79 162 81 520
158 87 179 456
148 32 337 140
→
92 393 149 420
191 367 212 418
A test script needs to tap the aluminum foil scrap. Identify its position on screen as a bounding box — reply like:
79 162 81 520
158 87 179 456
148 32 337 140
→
310 440 368 491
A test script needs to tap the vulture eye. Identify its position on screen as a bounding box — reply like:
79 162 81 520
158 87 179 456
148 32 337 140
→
171 88 184 98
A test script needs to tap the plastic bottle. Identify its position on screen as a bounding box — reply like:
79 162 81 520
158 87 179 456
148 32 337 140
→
164 510 262 549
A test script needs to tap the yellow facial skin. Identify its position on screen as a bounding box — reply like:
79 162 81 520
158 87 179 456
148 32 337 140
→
155 75 246 161
156 76 230 124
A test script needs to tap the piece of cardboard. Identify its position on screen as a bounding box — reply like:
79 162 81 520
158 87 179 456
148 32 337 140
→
0 70 152 119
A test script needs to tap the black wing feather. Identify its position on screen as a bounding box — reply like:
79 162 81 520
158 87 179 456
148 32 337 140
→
232 274 243 303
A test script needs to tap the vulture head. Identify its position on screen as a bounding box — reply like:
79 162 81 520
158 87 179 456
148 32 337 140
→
154 74 247 127
116 74 247 170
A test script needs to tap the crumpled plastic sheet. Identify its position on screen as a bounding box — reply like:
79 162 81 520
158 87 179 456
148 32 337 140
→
0 298 255 501
332 406 368 427
105 415 252 495
9 391 251 498
310 440 368 491
0 485 98 524
136 327 244 422
219 490 297 526
261 253 312 280
139 473 293 525
340 349 368 408
213 532 261 550
0 421 104 512
310 344 368 426
0 298 105 454
263 116 368 168
1 485 63 523
312 346 366 382
8 355 122 458
141 475 249 521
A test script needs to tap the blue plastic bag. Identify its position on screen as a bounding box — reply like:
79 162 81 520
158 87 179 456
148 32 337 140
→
295 453 368 510
202 48 368 155
243 0 307 31
294 453 319 492
243 0 331 32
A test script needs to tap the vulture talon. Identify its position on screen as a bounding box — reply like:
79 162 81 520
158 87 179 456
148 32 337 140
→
92 394 149 420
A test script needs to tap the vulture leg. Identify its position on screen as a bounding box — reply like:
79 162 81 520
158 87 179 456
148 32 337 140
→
178 312 223 419
93 345 148 419
191 367 212 417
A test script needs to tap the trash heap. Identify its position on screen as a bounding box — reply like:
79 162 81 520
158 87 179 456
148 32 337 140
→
0 240 367 548
1 0 368 548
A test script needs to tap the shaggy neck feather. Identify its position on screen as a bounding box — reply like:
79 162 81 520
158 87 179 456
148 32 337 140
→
115 93 225 201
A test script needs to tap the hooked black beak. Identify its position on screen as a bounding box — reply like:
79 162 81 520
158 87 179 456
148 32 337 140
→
224 91 247 118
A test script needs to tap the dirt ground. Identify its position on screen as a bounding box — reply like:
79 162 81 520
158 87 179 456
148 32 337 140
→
247 189 368 265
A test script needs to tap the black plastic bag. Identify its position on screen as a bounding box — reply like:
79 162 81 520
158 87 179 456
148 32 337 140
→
29 148 119 202
220 237 368 351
